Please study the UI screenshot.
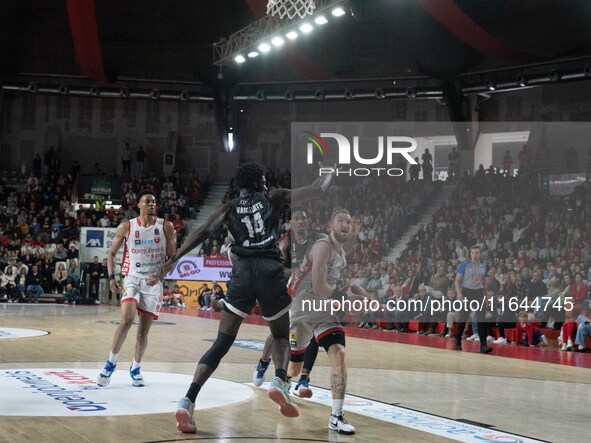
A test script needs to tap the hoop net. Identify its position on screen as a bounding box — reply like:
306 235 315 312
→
267 0 316 19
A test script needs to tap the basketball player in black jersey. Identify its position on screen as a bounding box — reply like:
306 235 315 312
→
253 207 360 398
252 206 326 398
162 163 333 433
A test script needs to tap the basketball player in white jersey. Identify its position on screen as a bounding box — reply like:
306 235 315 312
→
97 190 176 387
288 208 366 435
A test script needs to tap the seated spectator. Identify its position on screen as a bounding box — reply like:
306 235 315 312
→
209 246 222 259
202 285 213 310
64 283 81 305
212 281 225 311
54 243 68 261
172 214 187 245
492 274 518 344
14 267 27 300
414 285 437 334
220 237 231 257
197 283 209 309
53 262 68 294
514 311 547 347
439 288 459 338
26 264 45 303
1 268 18 302
574 300 591 351
67 259 81 288
67 243 79 261
171 284 187 308
162 284 174 305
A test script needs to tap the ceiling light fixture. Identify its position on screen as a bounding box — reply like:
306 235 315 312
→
271 36 285 47
332 7 345 17
299 23 313 33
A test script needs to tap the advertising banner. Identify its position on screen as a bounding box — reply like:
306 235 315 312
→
165 257 232 282
80 227 124 265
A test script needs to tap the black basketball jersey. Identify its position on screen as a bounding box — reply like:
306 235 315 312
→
227 192 281 259
289 230 326 268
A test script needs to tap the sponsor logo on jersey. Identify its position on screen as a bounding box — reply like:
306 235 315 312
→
85 230 104 247
135 262 141 268
134 239 154 245
154 236 160 244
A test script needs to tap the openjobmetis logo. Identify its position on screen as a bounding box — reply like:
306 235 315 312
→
303 131 418 177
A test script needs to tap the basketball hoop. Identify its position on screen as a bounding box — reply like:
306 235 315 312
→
267 0 316 19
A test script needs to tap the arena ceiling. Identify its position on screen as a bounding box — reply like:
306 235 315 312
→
1 0 591 90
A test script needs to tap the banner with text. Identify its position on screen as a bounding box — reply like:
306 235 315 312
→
166 257 232 282
80 227 124 265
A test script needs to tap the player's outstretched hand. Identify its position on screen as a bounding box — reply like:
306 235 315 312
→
310 162 337 192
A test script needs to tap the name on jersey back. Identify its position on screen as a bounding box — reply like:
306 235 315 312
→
236 202 264 214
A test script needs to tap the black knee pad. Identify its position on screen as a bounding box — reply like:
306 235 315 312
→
290 350 305 363
199 331 236 370
318 331 346 352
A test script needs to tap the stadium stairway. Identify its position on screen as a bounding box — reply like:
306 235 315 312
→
384 183 456 263
183 182 228 256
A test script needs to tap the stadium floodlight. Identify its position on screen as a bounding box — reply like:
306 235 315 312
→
259 42 271 53
331 7 345 16
214 0 351 66
299 23 313 33
248 51 259 58
271 36 285 47
235 55 246 63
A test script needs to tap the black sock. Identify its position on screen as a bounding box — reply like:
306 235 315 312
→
185 382 201 403
259 358 270 368
275 368 287 382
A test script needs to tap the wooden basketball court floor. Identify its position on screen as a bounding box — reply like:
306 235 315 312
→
1 303 589 443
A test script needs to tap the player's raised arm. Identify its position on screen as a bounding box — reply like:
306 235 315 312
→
268 170 335 208
162 202 230 276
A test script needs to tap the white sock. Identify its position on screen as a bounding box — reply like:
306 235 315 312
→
131 359 141 371
332 399 344 417
109 351 118 365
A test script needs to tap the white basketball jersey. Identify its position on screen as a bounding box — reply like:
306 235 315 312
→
121 217 167 278
288 237 346 297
